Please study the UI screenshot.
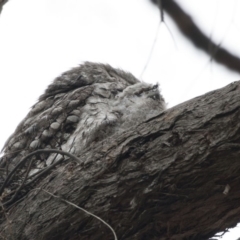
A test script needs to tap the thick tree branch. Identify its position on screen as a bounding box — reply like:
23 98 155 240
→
151 0 240 75
1 81 240 239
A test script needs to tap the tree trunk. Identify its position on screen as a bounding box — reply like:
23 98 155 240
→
0 81 240 240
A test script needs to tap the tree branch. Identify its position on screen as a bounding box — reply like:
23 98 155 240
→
151 0 240 74
0 0 8 15
1 81 240 239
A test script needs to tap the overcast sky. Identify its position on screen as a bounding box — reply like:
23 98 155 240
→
0 0 240 239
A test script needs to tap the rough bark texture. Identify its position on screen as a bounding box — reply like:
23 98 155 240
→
1 81 240 239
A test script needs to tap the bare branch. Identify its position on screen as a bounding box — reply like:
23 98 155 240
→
150 0 240 74
0 149 82 206
0 0 8 15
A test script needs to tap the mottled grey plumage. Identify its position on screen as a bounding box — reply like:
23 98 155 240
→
0 62 165 184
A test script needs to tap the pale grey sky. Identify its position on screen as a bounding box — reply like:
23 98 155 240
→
0 0 240 239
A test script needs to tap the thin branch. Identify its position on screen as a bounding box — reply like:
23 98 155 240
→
0 149 82 196
150 0 240 74
3 159 33 205
158 0 164 22
0 0 8 15
37 188 118 240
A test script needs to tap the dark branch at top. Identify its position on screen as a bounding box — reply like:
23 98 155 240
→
151 0 240 74
0 0 8 14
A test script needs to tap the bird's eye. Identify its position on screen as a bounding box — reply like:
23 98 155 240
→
148 91 160 100
135 93 141 97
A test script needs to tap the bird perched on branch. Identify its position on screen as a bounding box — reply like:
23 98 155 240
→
0 62 165 199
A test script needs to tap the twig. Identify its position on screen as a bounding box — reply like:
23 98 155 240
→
0 200 12 240
24 156 69 187
3 159 33 205
150 0 240 74
36 188 118 240
0 149 82 196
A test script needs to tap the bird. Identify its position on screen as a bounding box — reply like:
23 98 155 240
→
0 62 165 202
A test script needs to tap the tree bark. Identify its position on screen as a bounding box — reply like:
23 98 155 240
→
1 81 240 239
